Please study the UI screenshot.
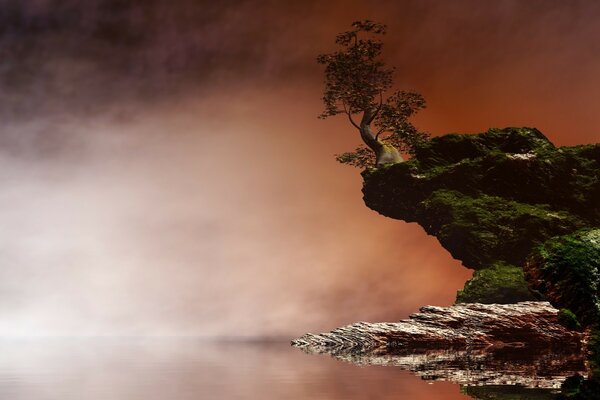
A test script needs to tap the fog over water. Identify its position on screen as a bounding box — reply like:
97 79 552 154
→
0 0 599 336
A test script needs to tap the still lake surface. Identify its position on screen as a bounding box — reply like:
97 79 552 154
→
0 338 557 400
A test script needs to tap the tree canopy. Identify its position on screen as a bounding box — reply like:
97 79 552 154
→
317 20 428 168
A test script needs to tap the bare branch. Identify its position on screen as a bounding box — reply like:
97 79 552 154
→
342 101 360 130
375 127 387 140
368 91 384 124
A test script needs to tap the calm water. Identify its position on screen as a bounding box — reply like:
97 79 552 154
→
0 338 558 400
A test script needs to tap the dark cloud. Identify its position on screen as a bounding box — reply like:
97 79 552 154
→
0 0 325 120
2 0 600 120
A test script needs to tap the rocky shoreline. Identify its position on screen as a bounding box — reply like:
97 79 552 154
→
292 302 584 353
292 302 588 389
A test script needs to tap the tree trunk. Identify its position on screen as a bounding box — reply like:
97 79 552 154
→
359 113 403 167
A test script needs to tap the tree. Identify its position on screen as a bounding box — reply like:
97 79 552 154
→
317 20 428 168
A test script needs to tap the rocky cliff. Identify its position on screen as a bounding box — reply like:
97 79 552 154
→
525 228 600 327
362 127 600 304
294 128 600 397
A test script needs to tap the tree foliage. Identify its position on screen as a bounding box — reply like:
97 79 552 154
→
318 20 428 168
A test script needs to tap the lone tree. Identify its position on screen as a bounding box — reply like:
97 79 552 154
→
318 20 428 168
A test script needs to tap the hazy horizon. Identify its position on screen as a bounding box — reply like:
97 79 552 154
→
1 0 599 337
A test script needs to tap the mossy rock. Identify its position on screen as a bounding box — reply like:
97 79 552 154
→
456 263 538 304
422 190 584 269
363 128 599 272
524 229 600 327
415 127 555 169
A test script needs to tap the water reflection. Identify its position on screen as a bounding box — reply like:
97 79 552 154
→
462 385 559 399
0 338 585 399
294 342 591 399
298 345 586 389
0 338 468 400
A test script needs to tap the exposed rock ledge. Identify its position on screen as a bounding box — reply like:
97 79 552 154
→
292 302 587 389
292 302 584 353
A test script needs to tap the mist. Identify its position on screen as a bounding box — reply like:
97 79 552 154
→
0 0 598 336
0 88 468 336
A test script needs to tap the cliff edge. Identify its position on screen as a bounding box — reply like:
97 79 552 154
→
362 127 600 304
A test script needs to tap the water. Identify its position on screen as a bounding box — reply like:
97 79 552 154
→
0 338 562 400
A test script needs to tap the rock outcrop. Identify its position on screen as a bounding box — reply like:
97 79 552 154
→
292 302 587 389
292 302 584 353
293 128 600 394
361 127 600 303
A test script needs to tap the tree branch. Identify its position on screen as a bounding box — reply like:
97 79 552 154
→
367 91 384 124
342 101 360 130
375 127 387 140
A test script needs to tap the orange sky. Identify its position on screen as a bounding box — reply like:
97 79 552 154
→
0 0 599 336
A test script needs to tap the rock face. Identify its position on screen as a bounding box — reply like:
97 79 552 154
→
362 127 600 303
456 262 535 304
525 228 600 327
292 302 584 353
362 127 599 270
292 302 587 390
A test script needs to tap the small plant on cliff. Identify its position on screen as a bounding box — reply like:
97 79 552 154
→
318 20 428 168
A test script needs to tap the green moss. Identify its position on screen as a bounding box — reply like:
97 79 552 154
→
588 329 600 377
362 127 600 305
456 263 537 304
557 309 582 331
414 127 556 170
422 190 584 269
525 229 600 327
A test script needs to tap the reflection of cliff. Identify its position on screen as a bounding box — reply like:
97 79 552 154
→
362 127 600 303
462 385 559 400
304 346 586 390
